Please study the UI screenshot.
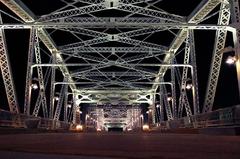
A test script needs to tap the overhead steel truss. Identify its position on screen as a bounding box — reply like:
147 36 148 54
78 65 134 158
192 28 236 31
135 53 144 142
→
0 0 239 126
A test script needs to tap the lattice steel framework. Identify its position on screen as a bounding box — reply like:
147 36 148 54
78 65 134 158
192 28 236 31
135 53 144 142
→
0 0 239 126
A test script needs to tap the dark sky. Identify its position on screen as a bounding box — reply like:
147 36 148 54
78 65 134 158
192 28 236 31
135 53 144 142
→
0 0 239 114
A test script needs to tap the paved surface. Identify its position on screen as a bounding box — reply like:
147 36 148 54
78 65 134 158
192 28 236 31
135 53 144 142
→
0 132 240 159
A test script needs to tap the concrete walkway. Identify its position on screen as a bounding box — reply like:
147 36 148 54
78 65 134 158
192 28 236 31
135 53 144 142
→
0 132 240 159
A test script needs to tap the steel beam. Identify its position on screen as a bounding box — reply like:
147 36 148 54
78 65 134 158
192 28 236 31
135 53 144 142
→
0 14 19 113
203 1 230 112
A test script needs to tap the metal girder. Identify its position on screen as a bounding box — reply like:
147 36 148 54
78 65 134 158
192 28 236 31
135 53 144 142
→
187 0 221 23
178 30 192 117
179 92 192 117
230 0 240 99
40 17 174 26
0 0 82 93
59 37 109 51
160 84 173 120
117 36 168 51
49 53 56 119
62 52 105 63
32 31 48 118
0 0 35 22
58 27 108 37
117 3 186 22
63 88 69 122
118 28 165 38
152 0 222 91
203 1 230 112
171 63 177 119
189 30 200 114
72 94 78 124
38 3 107 22
76 0 153 4
63 47 161 53
54 78 68 120
72 71 155 77
59 35 168 52
0 22 233 30
0 14 19 113
24 28 35 115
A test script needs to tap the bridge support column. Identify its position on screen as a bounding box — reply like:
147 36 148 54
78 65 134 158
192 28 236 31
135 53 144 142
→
230 0 240 100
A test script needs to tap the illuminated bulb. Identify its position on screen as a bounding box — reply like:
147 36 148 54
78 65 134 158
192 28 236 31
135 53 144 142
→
55 97 59 101
142 124 149 131
186 83 193 90
226 56 237 65
67 104 72 108
156 104 160 108
76 124 83 131
31 84 38 90
146 111 149 114
167 97 172 101
127 128 132 131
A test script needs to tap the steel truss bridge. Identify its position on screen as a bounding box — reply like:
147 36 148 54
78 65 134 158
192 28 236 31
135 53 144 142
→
0 0 239 130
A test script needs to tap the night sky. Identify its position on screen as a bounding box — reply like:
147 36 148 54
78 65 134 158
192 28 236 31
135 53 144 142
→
0 0 239 115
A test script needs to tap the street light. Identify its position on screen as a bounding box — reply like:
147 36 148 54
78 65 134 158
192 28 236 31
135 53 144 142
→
54 96 59 101
186 83 193 90
67 104 72 108
226 55 237 65
31 83 38 90
167 96 172 101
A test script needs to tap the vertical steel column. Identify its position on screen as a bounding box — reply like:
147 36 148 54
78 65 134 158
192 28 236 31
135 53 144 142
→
189 30 200 114
64 89 69 122
72 94 78 124
0 13 19 113
151 93 156 124
54 80 68 120
32 30 48 118
161 84 173 120
178 30 192 117
203 1 231 112
159 88 165 121
24 28 35 115
230 0 240 99
49 52 56 118
171 61 177 119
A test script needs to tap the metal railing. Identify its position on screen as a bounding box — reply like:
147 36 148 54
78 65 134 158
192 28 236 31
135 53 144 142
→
159 105 240 129
0 109 71 130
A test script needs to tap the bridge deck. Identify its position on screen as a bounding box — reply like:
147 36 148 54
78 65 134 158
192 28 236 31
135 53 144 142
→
0 132 240 159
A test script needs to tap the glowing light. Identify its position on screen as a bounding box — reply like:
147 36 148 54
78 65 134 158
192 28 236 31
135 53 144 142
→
146 111 149 114
76 124 83 131
31 83 38 90
167 97 172 101
186 83 193 90
226 56 237 65
156 104 160 108
67 104 72 108
127 128 132 131
142 124 149 131
54 96 59 101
